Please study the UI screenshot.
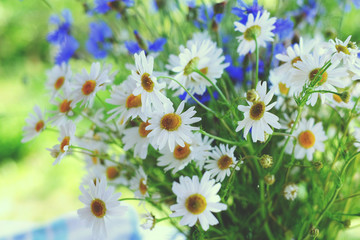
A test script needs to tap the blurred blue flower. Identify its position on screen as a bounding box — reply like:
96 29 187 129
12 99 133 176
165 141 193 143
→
94 0 134 15
179 89 219 104
232 0 263 24
290 0 318 25
194 4 224 29
124 30 166 54
55 36 79 65
273 17 294 41
225 55 244 84
185 0 196 8
47 9 72 44
86 21 113 59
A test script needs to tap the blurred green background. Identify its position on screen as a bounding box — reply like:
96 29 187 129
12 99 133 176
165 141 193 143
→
1 0 360 238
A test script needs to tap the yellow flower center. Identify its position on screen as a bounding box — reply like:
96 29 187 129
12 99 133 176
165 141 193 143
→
141 73 154 92
298 130 315 149
126 94 142 109
309 68 328 86
106 166 120 180
185 194 207 215
60 136 70 153
217 155 233 170
139 178 148 195
91 199 106 218
291 56 302 68
35 120 44 132
184 57 200 76
173 143 191 160
199 67 208 75
249 101 265 120
335 45 350 55
244 25 261 41
138 121 151 138
160 113 182 131
278 82 289 95
59 99 72 113
54 76 65 90
333 94 342 103
82 80 96 95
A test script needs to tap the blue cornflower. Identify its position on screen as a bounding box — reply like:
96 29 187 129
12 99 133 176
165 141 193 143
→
225 55 244 84
232 0 263 24
94 0 134 16
55 36 79 65
179 89 219 104
194 4 224 30
86 21 113 59
290 0 318 25
124 30 166 54
47 9 72 44
273 17 294 41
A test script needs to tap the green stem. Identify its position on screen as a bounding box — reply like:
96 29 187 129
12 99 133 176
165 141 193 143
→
254 37 259 87
157 76 218 116
198 129 246 146
260 180 276 240
272 105 304 174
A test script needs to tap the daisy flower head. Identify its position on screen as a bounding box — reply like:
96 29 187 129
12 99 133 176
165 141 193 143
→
157 140 194 174
130 51 173 114
122 120 152 159
170 172 227 231
101 156 128 185
234 10 276 56
167 37 229 96
51 120 76 165
191 132 214 170
140 212 156 230
72 62 112 108
77 176 127 240
48 86 74 126
292 51 348 106
286 118 327 161
283 183 299 201
236 81 281 142
106 78 148 125
146 101 201 152
130 167 149 201
204 144 239 182
327 36 360 66
46 62 72 99
22 105 46 143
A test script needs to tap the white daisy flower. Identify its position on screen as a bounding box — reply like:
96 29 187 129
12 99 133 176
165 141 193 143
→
146 101 201 152
204 144 239 182
283 183 299 201
51 120 76 165
100 157 128 186
130 51 172 114
72 62 112 108
327 36 360 66
48 87 74 126
106 78 148 125
140 212 156 230
77 176 127 240
191 133 214 170
167 37 229 96
286 118 327 161
122 120 152 159
236 81 281 142
292 51 348 106
81 166 104 186
326 93 354 110
234 10 276 56
157 141 194 174
82 140 108 169
46 62 72 100
279 111 298 132
170 172 227 231
130 167 149 201
22 105 46 143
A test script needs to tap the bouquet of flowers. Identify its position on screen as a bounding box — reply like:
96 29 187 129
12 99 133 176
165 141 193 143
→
22 0 360 239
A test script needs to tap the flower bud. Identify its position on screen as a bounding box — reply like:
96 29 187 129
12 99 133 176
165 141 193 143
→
309 227 319 237
213 1 226 15
340 92 350 103
343 219 351 228
246 89 259 102
260 154 273 169
264 174 275 185
312 161 323 171
348 41 357 49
